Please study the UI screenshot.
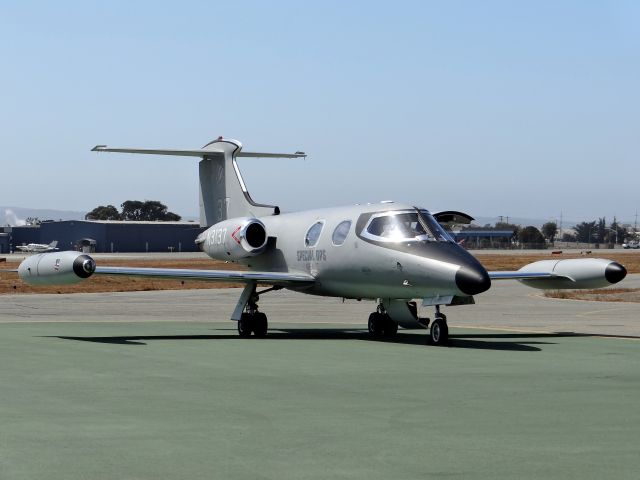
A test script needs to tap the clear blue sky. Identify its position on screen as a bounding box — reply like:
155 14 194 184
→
1 1 638 223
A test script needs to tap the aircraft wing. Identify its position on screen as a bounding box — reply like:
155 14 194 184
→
488 271 569 281
94 266 316 286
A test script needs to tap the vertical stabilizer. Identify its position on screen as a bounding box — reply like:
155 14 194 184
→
198 138 278 226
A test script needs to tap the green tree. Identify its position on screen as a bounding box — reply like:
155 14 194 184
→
519 226 545 248
541 222 558 244
121 200 181 221
139 200 181 221
573 221 597 243
120 200 145 221
85 205 122 220
86 201 181 221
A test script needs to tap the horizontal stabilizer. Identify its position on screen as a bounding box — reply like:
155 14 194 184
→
92 145 306 159
91 146 224 157
92 137 306 226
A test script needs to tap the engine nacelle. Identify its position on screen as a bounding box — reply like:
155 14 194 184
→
18 251 96 285
197 217 268 261
518 258 626 290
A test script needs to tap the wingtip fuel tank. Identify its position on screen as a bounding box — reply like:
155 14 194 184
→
518 258 627 290
18 252 96 285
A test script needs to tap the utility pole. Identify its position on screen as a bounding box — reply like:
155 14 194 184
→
559 211 563 234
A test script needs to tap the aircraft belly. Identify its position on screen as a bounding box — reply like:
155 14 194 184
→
309 250 460 299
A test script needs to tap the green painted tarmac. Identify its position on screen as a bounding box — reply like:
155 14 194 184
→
1 322 639 480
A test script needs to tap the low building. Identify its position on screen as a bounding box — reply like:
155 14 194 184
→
450 230 516 249
10 220 206 253
0 228 10 254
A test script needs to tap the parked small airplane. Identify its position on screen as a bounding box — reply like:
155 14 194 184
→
13 138 627 345
15 240 58 253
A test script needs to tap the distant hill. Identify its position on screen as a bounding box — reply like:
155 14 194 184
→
1 206 87 226
1 206 198 226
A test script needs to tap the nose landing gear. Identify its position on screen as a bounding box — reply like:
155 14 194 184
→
429 305 449 346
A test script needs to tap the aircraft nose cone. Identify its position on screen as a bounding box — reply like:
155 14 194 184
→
605 262 627 284
456 265 491 295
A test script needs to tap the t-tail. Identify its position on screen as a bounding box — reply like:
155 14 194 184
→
92 137 306 226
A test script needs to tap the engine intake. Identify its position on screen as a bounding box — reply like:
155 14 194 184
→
243 221 268 252
199 217 269 261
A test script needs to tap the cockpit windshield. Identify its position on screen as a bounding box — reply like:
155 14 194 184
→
361 209 453 243
419 209 454 242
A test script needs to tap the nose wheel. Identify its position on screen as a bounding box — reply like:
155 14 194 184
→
429 307 449 346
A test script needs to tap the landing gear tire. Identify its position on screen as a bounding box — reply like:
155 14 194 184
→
238 312 268 338
368 312 385 338
368 312 398 338
383 318 398 337
253 312 268 338
238 313 253 338
430 318 449 346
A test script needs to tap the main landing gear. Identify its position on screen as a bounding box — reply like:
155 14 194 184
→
238 310 268 338
367 306 398 338
236 284 279 338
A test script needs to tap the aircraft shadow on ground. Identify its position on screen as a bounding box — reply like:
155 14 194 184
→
44 329 594 351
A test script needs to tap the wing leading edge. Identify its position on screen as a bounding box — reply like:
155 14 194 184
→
95 266 315 287
489 271 572 281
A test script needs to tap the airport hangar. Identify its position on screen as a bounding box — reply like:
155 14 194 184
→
1 220 206 253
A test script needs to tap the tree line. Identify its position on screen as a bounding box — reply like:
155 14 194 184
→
562 217 626 244
462 217 630 248
85 201 181 221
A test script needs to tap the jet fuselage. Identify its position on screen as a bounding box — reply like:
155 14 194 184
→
200 202 490 300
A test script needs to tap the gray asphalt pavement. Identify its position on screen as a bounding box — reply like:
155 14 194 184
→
1 274 638 338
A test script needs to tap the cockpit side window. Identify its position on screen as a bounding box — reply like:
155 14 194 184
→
305 221 325 247
332 220 351 246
